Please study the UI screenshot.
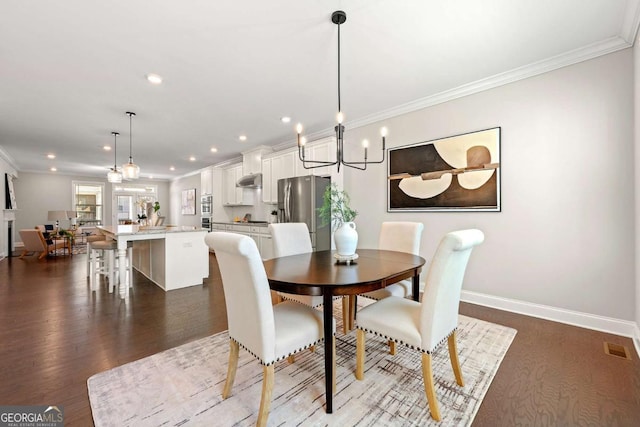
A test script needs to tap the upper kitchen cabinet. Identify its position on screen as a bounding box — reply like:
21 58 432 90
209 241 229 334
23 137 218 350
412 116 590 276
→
223 163 252 206
305 137 337 177
201 167 213 195
262 149 296 204
242 146 273 176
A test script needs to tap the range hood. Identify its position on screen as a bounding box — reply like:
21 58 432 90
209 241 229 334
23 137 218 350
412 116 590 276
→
236 173 262 188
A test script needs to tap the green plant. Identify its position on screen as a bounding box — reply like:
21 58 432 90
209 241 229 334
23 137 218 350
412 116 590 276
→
153 201 160 213
317 183 357 230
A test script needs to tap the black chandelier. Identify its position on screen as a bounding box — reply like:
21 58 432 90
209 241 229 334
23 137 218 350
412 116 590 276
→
296 10 387 172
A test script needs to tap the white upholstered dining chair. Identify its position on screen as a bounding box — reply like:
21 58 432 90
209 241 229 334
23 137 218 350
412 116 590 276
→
269 223 350 334
205 232 335 427
361 221 424 300
355 229 484 421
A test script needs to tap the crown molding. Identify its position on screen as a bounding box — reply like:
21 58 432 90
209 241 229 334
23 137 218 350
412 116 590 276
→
0 146 19 171
622 0 640 44
345 36 632 132
270 35 635 149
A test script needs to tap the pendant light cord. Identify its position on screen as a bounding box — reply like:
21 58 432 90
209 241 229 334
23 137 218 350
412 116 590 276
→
337 20 341 114
128 113 133 162
112 132 119 169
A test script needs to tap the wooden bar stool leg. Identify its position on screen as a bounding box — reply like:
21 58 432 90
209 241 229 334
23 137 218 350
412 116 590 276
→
107 249 115 294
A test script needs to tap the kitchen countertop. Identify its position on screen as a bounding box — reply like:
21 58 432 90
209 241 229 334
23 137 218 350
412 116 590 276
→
211 221 270 227
98 225 207 235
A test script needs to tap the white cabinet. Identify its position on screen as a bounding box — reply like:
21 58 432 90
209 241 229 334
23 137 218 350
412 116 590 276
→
212 223 272 259
242 146 272 176
261 139 337 204
223 164 252 206
259 234 273 260
262 149 296 204
201 167 213 195
307 139 337 177
261 158 273 203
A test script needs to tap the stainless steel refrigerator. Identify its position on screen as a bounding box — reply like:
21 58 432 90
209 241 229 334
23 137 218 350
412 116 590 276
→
277 175 331 251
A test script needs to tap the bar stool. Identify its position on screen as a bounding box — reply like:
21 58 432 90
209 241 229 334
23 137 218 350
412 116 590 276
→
89 241 133 291
86 234 107 278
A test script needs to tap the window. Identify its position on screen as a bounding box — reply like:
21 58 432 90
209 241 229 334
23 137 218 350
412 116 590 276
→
72 181 105 226
113 184 157 224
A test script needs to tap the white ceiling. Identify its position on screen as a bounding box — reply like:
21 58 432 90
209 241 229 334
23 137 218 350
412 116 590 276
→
1 0 638 180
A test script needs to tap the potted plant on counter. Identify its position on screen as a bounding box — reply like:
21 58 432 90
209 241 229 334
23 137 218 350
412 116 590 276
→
317 183 358 257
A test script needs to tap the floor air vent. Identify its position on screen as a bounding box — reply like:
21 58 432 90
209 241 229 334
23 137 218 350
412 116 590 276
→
603 342 631 360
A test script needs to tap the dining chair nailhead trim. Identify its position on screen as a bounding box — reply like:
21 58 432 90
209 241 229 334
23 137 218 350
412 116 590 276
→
279 295 342 308
355 326 457 354
229 336 332 366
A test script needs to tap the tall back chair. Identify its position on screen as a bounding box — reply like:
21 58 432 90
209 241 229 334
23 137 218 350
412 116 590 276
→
268 223 319 305
270 223 313 257
362 221 424 300
205 232 334 427
269 223 349 333
355 229 484 421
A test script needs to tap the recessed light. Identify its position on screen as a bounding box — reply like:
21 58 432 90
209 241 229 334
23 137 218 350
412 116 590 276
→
281 116 291 123
148 175 154 179
50 167 57 172
239 135 247 141
189 156 196 161
146 73 163 84
103 145 111 151
47 153 56 159
210 147 218 153
170 166 175 171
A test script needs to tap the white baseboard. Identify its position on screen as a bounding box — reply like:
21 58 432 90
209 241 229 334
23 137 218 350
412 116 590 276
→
461 290 640 358
633 324 640 361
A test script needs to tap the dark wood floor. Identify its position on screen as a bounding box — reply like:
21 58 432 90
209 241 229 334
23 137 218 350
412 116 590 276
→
1 251 639 426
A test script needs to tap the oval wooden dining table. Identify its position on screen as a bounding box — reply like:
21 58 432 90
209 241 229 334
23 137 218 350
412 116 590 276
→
263 249 426 414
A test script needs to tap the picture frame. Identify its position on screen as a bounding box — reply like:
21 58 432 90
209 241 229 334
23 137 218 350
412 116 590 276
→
181 188 196 215
387 127 501 212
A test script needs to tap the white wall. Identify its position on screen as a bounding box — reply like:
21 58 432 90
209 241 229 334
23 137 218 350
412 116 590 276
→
12 172 170 240
344 49 634 321
169 173 201 227
634 32 640 336
0 153 18 257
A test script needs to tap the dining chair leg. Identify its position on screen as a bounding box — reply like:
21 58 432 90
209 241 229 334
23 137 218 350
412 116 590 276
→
257 364 275 427
342 297 349 335
287 355 295 364
448 332 464 386
356 329 365 380
388 340 396 355
421 353 441 421
222 340 239 399
349 295 357 330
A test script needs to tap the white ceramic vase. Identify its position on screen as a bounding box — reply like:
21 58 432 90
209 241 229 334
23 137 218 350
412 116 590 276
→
334 222 358 256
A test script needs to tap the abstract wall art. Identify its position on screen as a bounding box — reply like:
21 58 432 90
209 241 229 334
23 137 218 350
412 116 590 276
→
181 188 196 215
387 127 501 212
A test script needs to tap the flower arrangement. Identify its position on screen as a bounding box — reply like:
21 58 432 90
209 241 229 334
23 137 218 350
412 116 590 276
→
317 183 357 231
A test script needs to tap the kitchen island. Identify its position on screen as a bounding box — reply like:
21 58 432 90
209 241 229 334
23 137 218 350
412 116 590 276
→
97 225 209 299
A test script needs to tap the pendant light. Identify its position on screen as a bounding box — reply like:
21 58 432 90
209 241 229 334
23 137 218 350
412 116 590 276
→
296 10 387 172
122 111 140 179
107 131 123 183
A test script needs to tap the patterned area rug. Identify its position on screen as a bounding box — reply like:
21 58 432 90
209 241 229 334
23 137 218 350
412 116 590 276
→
88 302 516 426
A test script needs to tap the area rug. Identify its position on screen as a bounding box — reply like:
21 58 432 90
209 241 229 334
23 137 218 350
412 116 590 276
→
88 302 516 426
